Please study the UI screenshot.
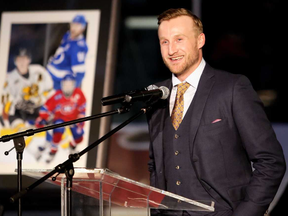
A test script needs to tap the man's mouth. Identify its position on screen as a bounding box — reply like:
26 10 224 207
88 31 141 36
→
169 56 184 62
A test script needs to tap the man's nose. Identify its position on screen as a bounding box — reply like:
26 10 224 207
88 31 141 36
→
168 42 178 56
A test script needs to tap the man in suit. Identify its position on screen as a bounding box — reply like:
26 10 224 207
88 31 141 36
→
147 8 286 216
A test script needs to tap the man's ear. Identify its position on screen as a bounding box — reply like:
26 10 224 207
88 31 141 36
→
198 33 205 49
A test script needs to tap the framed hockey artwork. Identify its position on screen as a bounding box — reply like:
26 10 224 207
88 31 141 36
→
0 10 102 174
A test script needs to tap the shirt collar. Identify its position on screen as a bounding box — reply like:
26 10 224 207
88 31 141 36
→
172 58 206 89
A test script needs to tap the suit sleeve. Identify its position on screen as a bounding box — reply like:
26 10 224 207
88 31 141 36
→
232 76 286 216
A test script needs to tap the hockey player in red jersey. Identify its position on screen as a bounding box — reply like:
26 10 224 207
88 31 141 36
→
36 74 86 163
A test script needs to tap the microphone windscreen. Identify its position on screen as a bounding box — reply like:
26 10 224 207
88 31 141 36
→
159 86 170 99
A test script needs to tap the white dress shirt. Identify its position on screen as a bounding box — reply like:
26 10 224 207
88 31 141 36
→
169 58 206 117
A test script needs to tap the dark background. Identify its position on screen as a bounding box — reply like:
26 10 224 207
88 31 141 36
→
0 0 286 215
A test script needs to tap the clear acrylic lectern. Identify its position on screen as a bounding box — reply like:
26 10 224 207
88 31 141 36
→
23 168 215 216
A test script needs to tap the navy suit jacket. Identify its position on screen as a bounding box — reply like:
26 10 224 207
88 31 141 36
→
147 64 286 216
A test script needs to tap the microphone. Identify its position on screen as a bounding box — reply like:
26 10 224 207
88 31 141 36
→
101 85 170 106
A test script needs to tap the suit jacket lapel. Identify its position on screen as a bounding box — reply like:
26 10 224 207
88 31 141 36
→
189 64 215 153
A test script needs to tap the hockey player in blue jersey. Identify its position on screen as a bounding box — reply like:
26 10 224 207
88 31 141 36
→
47 15 88 90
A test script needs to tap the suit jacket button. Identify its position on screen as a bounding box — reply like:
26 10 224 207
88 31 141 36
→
175 151 179 155
176 166 180 170
176 181 181 185
174 134 179 139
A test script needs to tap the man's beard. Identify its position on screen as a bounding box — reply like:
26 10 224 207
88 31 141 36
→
163 50 200 77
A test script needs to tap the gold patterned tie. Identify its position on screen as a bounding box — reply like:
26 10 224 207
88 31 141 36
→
171 82 190 130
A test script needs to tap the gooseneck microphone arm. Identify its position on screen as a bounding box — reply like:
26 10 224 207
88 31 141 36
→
0 108 124 143
101 86 170 106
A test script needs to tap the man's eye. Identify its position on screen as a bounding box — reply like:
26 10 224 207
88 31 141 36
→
162 41 168 45
177 38 183 41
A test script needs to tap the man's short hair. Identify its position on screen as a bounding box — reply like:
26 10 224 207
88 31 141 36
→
157 8 203 35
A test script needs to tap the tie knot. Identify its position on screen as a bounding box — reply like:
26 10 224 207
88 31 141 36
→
177 82 190 95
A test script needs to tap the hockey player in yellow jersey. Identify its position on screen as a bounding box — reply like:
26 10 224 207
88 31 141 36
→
1 48 53 130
